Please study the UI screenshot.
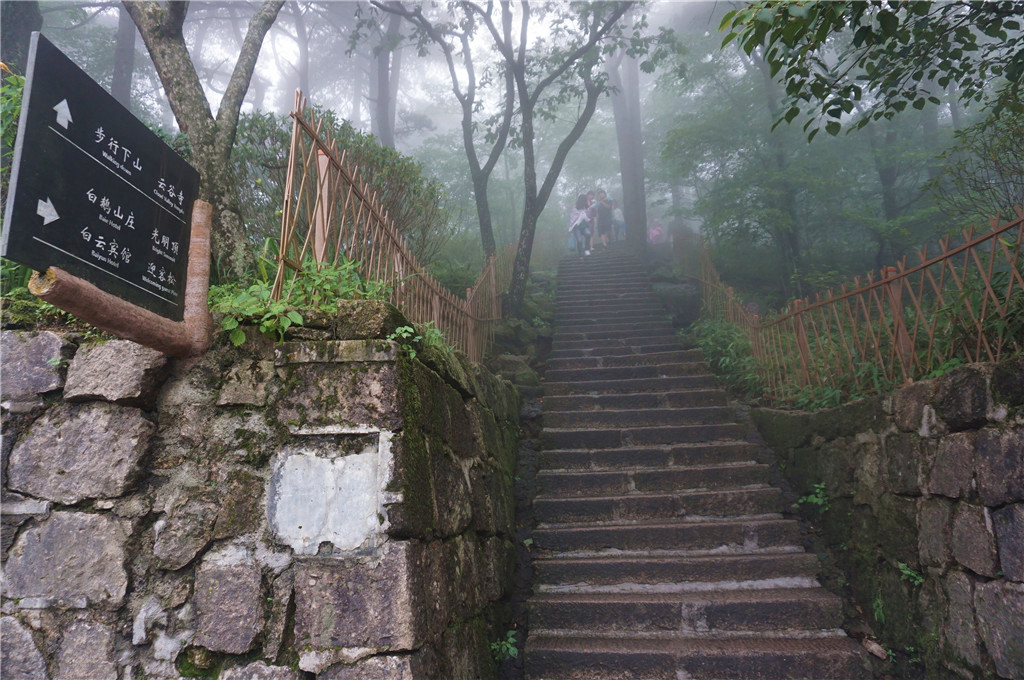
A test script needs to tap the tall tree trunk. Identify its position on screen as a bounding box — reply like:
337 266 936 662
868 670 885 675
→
350 60 364 127
864 122 901 269
373 10 401 148
752 51 803 298
111 5 137 108
292 1 310 96
607 45 647 251
125 0 284 282
0 0 42 74
948 83 963 130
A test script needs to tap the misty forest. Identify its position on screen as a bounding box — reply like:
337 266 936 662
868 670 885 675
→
2 3 1024 680
3 1 1019 314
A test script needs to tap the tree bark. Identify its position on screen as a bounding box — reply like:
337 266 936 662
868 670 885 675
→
125 0 284 282
111 4 137 108
292 1 310 97
0 0 42 74
607 41 648 251
373 9 401 148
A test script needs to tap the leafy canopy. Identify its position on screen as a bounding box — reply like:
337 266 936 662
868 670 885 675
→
720 1 1024 139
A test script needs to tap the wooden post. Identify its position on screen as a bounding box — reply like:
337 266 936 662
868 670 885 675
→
791 299 812 386
28 200 214 358
313 150 330 264
884 265 914 375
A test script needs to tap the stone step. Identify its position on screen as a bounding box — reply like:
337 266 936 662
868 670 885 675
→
558 272 651 284
558 262 648 275
545 375 718 396
533 551 820 587
524 635 870 680
538 442 759 472
541 390 728 413
534 487 783 524
553 328 678 343
547 343 682 359
556 284 653 298
551 335 681 351
536 463 770 498
546 350 703 370
543 406 734 429
554 319 676 335
555 304 666 321
528 588 844 634
555 292 660 306
533 517 801 553
540 423 745 450
544 362 711 384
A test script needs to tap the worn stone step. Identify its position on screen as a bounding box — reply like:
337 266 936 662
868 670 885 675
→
524 635 870 680
556 284 653 298
555 305 666 322
554 319 675 335
554 330 678 344
547 343 682 359
555 293 660 306
544 406 734 429
534 487 783 524
545 375 718 397
546 350 703 370
529 588 844 634
552 334 681 351
533 517 801 553
538 442 759 472
541 423 745 450
541 390 728 413
536 463 769 498
545 362 710 384
533 551 820 587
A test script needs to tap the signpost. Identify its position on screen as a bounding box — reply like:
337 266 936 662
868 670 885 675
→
2 33 199 321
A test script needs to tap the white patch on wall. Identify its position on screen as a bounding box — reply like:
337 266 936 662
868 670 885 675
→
267 430 398 554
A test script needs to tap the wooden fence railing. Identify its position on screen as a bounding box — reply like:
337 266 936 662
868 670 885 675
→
272 92 516 362
698 206 1024 402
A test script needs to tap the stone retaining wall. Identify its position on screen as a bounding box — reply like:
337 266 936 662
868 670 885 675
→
1 301 520 680
753 357 1024 679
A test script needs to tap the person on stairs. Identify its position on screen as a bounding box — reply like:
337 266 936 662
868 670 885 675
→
569 194 592 258
595 189 613 249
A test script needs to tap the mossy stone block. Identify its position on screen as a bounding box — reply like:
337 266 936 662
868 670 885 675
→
333 299 409 340
751 408 813 450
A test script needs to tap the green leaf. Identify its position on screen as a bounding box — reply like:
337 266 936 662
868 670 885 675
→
286 310 303 325
230 328 246 347
825 120 841 136
877 10 898 36
222 317 239 331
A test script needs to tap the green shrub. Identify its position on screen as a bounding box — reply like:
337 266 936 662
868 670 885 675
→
682 318 764 399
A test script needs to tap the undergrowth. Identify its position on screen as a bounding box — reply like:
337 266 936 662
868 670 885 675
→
682 318 764 399
209 257 392 346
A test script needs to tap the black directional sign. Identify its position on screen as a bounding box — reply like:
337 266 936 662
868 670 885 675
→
2 33 199 321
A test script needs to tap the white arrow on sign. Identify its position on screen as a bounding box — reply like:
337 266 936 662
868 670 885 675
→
36 197 60 225
53 99 73 129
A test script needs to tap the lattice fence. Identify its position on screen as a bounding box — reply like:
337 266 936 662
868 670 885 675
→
272 92 516 361
699 207 1024 402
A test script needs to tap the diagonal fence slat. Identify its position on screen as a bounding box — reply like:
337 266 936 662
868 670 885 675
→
695 209 1024 404
272 92 517 362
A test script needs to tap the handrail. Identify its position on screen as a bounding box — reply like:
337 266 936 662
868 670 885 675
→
696 206 1024 402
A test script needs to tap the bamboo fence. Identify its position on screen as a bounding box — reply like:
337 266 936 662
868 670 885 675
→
697 206 1024 403
272 92 517 362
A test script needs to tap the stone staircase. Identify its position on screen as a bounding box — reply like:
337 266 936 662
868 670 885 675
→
524 249 870 680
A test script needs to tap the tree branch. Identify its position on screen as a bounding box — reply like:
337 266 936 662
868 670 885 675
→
215 0 284 153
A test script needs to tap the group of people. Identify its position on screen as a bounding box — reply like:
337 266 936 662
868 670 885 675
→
568 189 625 258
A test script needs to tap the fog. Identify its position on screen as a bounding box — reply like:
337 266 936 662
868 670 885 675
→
12 0 1021 303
